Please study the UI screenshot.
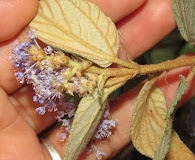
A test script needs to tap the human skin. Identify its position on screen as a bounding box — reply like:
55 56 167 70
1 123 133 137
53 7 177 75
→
0 0 194 160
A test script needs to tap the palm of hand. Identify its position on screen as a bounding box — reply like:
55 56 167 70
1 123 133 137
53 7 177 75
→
0 88 49 159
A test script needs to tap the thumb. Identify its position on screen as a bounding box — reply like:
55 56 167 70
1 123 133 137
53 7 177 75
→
0 0 39 42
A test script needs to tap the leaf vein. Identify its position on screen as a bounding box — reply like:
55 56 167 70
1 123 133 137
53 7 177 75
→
69 0 115 53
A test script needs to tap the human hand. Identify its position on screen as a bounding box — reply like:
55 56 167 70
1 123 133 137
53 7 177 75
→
0 1 55 160
1 0 193 160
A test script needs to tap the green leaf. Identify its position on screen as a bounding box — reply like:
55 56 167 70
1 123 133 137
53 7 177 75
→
173 0 195 45
153 75 188 160
29 0 119 67
64 88 107 160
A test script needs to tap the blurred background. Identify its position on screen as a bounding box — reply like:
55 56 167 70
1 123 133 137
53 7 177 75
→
112 29 195 160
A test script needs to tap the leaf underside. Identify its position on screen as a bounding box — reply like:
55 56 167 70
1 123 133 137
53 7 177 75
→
153 76 188 160
173 0 195 45
29 0 119 67
64 88 107 160
131 78 167 158
131 76 193 160
165 132 195 160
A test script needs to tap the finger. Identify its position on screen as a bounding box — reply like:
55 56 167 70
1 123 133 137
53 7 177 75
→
0 28 29 94
42 67 195 159
117 0 176 61
1 28 61 134
88 0 146 23
9 84 58 134
157 67 195 107
0 0 39 42
0 0 143 94
0 88 47 160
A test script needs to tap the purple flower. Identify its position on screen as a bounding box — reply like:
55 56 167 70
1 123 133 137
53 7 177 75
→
61 119 72 132
94 105 117 140
55 110 66 120
27 30 37 40
35 106 46 115
94 119 117 139
57 132 67 142
12 31 117 160
12 41 32 70
12 38 63 112
92 145 107 160
14 71 25 83
60 101 76 118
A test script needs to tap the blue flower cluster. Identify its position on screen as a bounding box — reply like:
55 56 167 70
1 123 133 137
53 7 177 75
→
11 31 117 159
12 31 76 125
94 105 117 139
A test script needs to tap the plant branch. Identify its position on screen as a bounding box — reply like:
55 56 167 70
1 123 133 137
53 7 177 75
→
139 57 195 75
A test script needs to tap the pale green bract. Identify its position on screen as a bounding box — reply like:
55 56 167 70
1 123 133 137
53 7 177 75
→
64 88 107 160
29 0 119 67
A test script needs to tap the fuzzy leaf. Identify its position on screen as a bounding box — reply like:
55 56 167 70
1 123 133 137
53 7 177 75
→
165 131 195 160
131 78 167 158
64 88 107 160
29 0 119 67
153 75 188 160
173 0 195 45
